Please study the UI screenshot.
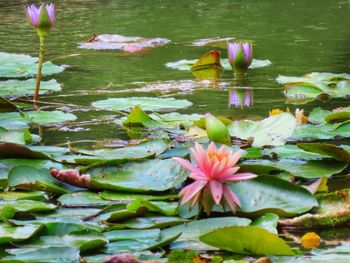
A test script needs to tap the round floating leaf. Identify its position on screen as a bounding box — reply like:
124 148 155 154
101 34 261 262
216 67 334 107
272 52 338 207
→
92 97 192 112
162 217 251 250
166 58 271 71
0 246 80 263
58 191 115 208
0 79 61 98
0 224 43 245
199 226 294 256
251 213 279 234
228 113 297 147
8 165 70 194
0 52 65 79
0 111 77 125
297 143 350 162
90 159 187 192
0 200 56 213
228 176 318 216
0 142 51 159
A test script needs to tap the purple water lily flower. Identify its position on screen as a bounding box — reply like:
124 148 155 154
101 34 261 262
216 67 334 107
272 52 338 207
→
25 3 55 29
227 41 253 74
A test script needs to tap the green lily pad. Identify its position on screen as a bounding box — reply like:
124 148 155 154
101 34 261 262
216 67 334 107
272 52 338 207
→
166 58 271 71
75 139 169 163
199 226 294 256
0 200 56 213
92 97 192 112
0 128 34 145
251 213 279 234
242 159 347 179
228 176 318 216
228 113 297 147
0 246 80 263
8 165 70 194
279 188 350 228
99 191 178 202
277 73 350 104
297 143 350 162
0 79 61 98
105 231 180 254
105 229 160 242
112 216 187 229
0 52 66 79
0 142 51 159
262 145 331 159
0 191 48 201
58 191 115 208
90 159 187 192
0 111 77 125
0 224 43 244
162 217 251 251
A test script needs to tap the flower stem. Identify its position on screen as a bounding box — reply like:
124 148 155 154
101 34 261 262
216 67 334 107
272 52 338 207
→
34 36 45 102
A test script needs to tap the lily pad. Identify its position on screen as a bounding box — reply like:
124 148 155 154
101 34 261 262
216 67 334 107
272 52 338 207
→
8 165 70 194
166 58 271 71
229 176 318 216
276 73 350 104
92 97 192 112
0 246 80 263
99 191 178 202
279 188 350 228
0 111 77 125
251 213 279 234
162 217 251 251
78 34 170 51
0 142 51 159
199 226 294 256
0 224 42 244
58 191 115 208
0 79 61 98
0 200 56 213
113 216 187 229
90 159 187 192
0 52 66 79
0 191 48 201
228 112 297 147
242 159 347 179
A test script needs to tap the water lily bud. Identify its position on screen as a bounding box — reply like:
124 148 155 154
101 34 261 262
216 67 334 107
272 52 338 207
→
227 41 253 74
205 113 231 145
25 3 55 37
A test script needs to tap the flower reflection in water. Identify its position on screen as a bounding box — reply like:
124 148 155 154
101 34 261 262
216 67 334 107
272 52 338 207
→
228 88 253 109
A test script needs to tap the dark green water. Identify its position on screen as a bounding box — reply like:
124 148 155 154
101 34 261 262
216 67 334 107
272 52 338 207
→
0 0 349 146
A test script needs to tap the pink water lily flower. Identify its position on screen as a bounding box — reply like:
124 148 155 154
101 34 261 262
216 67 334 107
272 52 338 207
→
25 3 55 28
173 142 257 214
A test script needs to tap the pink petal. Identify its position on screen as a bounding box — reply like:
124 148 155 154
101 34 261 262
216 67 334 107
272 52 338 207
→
189 172 206 180
210 161 225 179
220 166 240 179
208 142 217 153
180 180 207 205
226 150 242 167
189 191 201 209
172 157 206 178
209 180 223 205
223 185 240 212
224 172 257 182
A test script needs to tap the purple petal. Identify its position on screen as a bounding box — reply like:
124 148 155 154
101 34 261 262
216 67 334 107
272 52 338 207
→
229 89 241 107
45 3 55 25
227 42 239 63
242 42 252 64
25 4 41 27
244 90 252 106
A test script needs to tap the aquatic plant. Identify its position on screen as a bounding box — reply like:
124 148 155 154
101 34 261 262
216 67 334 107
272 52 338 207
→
25 3 55 102
205 113 231 145
173 142 257 214
227 41 253 74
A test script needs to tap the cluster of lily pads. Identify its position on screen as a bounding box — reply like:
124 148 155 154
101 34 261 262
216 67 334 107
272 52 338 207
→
1 4 350 263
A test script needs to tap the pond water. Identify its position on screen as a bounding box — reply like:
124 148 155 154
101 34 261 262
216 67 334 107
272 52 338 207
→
0 0 349 146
